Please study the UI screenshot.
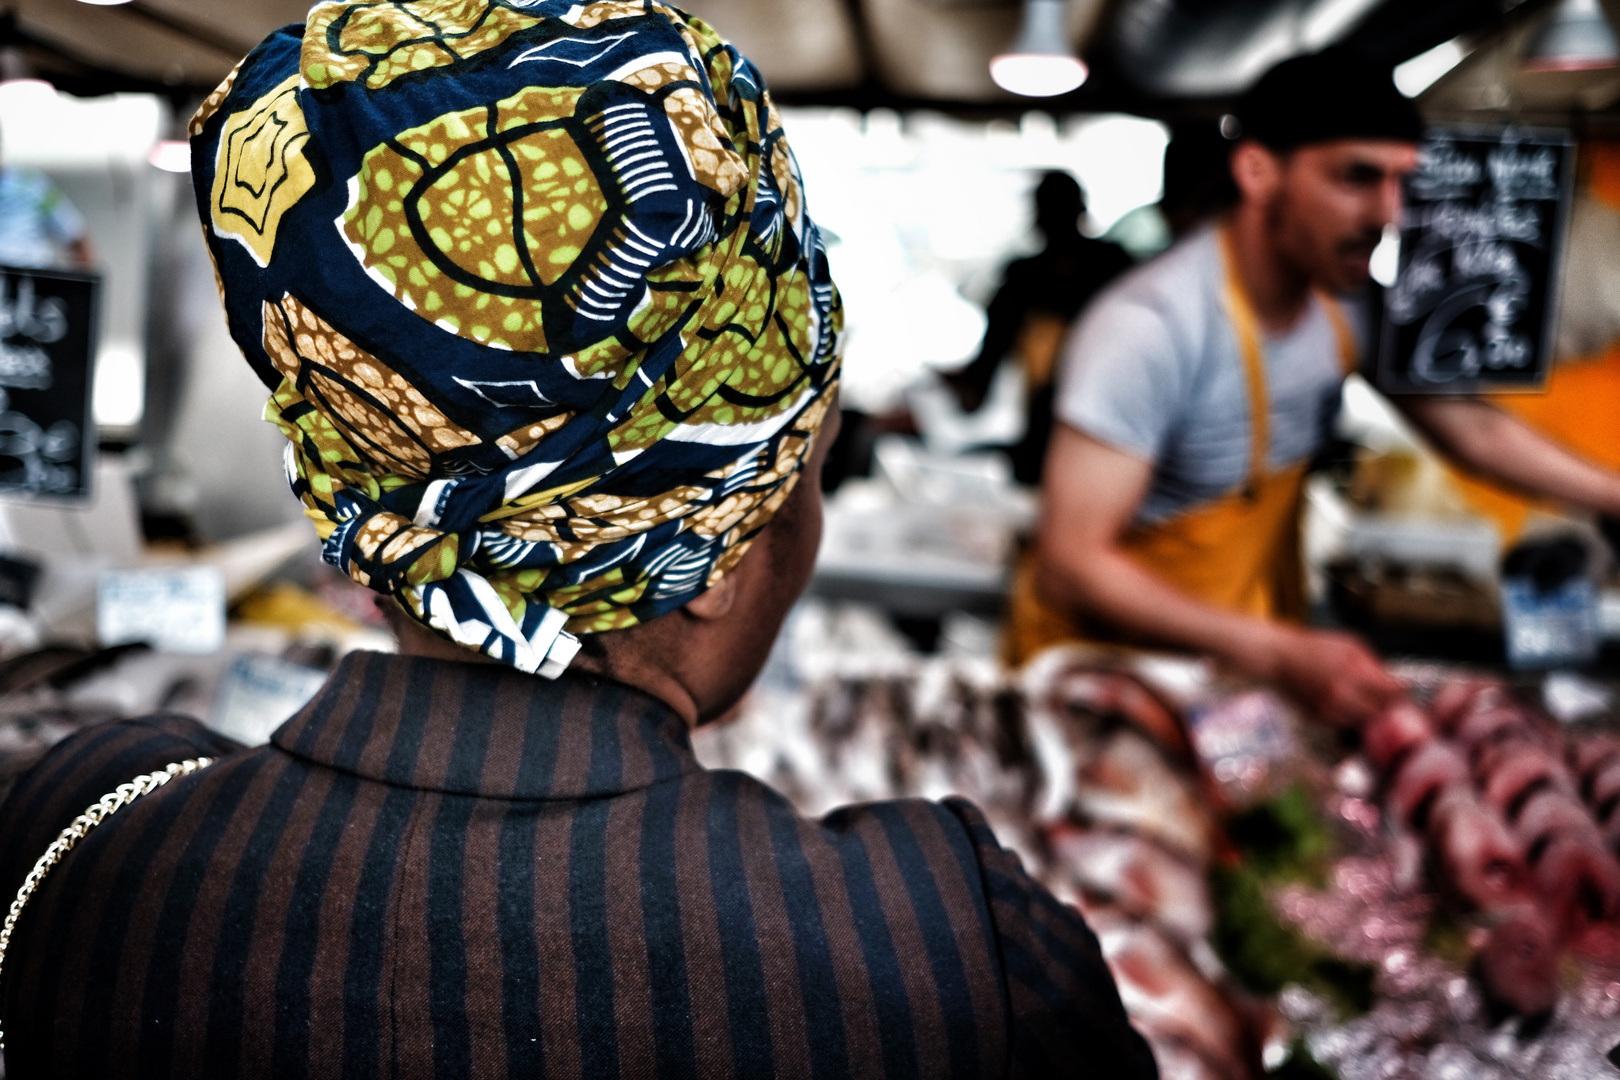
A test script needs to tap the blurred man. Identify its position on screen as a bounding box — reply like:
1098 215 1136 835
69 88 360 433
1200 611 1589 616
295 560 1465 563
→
946 171 1131 483
1014 49 1620 728
0 5 1153 1077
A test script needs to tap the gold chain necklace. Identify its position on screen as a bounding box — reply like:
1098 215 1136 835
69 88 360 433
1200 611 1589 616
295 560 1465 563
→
0 756 216 1050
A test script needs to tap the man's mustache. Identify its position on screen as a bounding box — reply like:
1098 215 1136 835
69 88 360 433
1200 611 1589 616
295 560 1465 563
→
1338 229 1386 260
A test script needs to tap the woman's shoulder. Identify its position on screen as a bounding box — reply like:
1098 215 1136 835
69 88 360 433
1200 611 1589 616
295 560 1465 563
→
0 715 242 891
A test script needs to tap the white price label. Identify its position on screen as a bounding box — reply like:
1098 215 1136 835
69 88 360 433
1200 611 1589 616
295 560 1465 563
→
97 566 226 655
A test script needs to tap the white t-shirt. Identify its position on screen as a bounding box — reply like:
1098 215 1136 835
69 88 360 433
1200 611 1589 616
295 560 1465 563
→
1054 224 1355 525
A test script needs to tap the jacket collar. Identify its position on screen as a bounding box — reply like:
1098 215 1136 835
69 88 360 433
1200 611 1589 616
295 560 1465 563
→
271 651 701 799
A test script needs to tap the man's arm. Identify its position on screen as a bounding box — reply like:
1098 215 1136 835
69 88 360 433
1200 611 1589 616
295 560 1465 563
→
944 262 1032 413
1397 396 1620 516
1035 424 1401 726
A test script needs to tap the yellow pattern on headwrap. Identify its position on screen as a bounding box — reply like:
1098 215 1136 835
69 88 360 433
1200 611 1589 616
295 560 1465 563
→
210 75 317 268
303 0 544 90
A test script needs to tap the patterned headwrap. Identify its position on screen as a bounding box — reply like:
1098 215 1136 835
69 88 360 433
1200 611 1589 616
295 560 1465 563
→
190 0 843 677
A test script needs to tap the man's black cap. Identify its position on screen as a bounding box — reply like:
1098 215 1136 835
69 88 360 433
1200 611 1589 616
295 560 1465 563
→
1236 48 1425 151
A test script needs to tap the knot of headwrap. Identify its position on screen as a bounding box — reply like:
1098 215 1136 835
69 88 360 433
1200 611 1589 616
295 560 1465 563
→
191 0 843 675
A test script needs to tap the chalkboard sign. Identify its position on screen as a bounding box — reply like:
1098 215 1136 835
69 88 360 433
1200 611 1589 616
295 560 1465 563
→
1377 126 1574 394
0 267 97 500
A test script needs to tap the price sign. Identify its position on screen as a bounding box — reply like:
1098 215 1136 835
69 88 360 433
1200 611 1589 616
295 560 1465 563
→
1377 126 1574 393
0 266 98 499
98 566 226 655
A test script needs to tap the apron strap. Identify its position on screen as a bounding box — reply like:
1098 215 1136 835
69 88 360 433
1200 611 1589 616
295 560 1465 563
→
1218 224 1360 497
1217 225 1271 498
1319 291 1359 375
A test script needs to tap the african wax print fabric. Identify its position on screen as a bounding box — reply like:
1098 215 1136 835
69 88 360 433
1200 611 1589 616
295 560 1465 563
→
189 0 843 676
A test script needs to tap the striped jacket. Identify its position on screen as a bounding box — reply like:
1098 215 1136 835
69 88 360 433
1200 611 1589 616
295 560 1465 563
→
0 651 1155 1079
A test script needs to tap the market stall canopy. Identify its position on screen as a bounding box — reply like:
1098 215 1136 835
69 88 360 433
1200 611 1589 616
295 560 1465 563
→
1 0 305 94
2 0 1537 111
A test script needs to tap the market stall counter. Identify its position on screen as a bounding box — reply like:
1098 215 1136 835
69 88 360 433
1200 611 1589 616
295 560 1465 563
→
693 629 1620 1080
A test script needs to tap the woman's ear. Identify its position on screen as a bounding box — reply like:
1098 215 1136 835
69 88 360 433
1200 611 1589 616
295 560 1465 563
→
683 571 738 621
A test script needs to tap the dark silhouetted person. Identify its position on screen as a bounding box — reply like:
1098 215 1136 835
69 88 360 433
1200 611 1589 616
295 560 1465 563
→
945 171 1132 484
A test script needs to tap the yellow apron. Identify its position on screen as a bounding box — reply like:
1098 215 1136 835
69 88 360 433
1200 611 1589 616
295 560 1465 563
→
1005 226 1357 666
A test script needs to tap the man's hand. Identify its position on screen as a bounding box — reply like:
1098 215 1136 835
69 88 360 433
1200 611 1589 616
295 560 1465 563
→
1261 626 1404 729
1037 426 1403 729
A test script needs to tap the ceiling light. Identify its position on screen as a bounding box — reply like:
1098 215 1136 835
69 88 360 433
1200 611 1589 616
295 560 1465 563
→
990 55 1088 97
1300 0 1386 51
75 0 135 5
148 140 191 173
1523 0 1618 72
991 0 1088 98
1394 37 1471 97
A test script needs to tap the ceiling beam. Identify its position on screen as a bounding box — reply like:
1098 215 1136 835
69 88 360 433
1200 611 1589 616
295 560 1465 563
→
112 0 254 62
0 11 214 101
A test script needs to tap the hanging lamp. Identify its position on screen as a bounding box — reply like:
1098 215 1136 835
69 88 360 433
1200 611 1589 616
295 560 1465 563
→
1523 0 1619 71
990 0 1088 97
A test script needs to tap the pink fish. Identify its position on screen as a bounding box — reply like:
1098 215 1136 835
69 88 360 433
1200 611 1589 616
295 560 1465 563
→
1388 741 1469 829
1476 909 1561 1020
1362 700 1432 772
1426 787 1529 912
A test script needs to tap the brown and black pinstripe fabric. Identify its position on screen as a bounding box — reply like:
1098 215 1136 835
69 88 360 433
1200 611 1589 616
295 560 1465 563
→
0 651 1155 1080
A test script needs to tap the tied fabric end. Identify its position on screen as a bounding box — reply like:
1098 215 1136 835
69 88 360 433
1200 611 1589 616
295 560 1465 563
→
525 603 576 678
415 577 582 678
316 488 472 598
538 631 582 679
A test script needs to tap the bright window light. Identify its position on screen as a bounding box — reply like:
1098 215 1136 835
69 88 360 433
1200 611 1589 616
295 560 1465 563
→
148 141 191 173
1066 114 1169 234
778 106 1167 413
990 55 1088 98
93 346 144 429
1369 224 1400 288
0 86 161 168
1394 38 1470 98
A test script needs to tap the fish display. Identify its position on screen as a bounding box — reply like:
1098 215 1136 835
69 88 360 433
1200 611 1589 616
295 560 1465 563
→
695 628 1620 1077
699 645 1250 1078
1365 675 1620 1020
